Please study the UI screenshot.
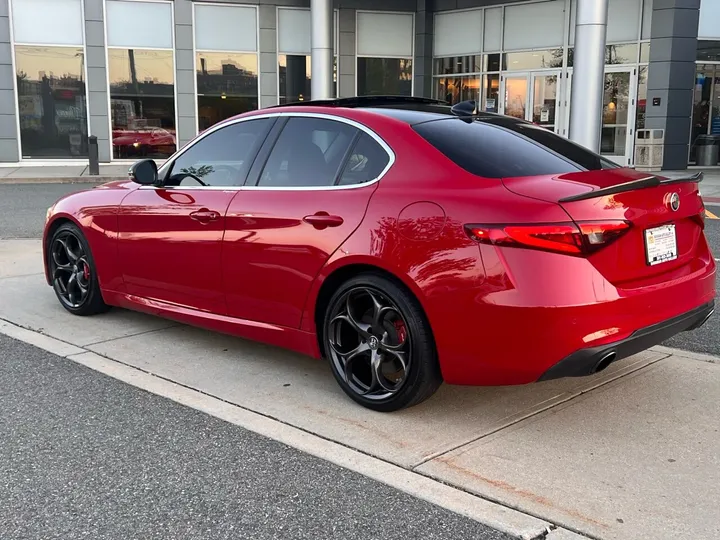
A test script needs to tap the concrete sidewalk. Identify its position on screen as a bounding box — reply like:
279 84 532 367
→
1 238 718 540
0 164 130 184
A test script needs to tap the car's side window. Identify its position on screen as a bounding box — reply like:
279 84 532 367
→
257 117 358 187
165 119 273 187
337 133 390 186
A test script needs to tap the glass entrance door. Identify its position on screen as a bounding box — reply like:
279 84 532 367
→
531 73 559 132
564 68 638 165
601 70 634 164
501 72 560 132
501 75 528 120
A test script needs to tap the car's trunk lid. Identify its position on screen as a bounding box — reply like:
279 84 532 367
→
502 169 707 286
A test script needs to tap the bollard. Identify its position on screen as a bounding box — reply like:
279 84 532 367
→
88 135 100 176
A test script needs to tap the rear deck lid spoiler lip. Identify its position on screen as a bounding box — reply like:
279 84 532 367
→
557 172 704 203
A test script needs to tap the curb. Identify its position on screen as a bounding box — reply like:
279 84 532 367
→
0 317 595 540
650 345 719 364
0 176 126 185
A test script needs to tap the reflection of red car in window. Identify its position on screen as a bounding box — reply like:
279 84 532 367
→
112 128 176 157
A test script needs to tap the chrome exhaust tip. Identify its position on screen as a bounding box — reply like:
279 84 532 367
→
593 351 617 374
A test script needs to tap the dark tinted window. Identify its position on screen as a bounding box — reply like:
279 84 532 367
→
478 117 619 171
167 119 272 187
338 133 390 186
258 117 357 187
413 118 616 178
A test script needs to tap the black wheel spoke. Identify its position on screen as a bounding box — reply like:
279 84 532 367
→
76 278 88 294
380 331 406 352
327 286 412 401
50 232 90 309
53 265 72 277
52 248 71 269
380 342 408 367
331 313 371 339
373 306 397 332
59 238 80 263
54 276 68 294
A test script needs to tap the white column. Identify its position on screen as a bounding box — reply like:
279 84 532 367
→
569 0 609 152
311 0 334 100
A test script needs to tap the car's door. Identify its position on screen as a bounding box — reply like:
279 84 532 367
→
118 117 275 314
222 114 392 328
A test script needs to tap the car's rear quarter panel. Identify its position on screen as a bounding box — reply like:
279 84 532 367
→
305 112 716 386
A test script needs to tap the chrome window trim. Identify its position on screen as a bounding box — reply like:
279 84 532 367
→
141 111 396 192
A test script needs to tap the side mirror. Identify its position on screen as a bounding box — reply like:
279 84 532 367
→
129 159 158 185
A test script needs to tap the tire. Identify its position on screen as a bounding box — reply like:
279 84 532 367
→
47 222 110 316
323 273 442 412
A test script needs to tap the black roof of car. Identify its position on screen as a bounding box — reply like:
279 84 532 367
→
269 95 520 126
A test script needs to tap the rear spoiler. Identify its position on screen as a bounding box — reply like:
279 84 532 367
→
558 172 704 203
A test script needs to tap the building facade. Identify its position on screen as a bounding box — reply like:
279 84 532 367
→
0 0 718 169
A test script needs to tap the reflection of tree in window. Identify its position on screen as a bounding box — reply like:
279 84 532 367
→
180 165 215 178
14 46 88 158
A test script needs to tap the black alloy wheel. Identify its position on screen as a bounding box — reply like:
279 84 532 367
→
324 273 442 412
48 223 109 316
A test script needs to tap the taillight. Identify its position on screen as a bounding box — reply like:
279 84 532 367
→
466 221 631 256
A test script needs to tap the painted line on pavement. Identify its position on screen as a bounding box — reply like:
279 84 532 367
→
706 208 719 219
0 317 580 540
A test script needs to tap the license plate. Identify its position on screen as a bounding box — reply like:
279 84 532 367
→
645 224 677 266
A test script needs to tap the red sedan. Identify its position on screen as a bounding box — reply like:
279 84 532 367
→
43 96 716 411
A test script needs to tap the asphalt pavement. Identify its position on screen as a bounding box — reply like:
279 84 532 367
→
0 183 97 239
0 333 511 540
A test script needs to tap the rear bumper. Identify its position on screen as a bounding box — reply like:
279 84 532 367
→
538 301 715 381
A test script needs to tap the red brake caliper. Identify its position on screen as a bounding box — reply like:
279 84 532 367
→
83 264 90 280
394 319 407 344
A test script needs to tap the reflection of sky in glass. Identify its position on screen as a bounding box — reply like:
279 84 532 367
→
108 49 175 86
196 53 258 75
15 46 84 82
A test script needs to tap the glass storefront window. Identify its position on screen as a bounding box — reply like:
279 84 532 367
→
277 55 338 104
568 44 639 67
606 43 639 65
697 41 720 62
690 65 719 163
433 56 482 75
504 49 563 71
196 52 258 131
640 43 650 63
108 49 176 159
357 58 412 96
15 46 88 159
435 75 480 105
485 54 501 72
483 74 500 113
279 54 311 104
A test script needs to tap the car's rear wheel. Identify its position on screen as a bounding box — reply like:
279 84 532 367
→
323 273 442 412
48 223 109 316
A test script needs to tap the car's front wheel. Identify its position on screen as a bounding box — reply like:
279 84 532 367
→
47 222 109 316
323 273 442 412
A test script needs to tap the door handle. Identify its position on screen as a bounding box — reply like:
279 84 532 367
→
190 208 220 224
303 212 344 230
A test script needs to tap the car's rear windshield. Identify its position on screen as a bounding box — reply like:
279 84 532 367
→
412 117 619 179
